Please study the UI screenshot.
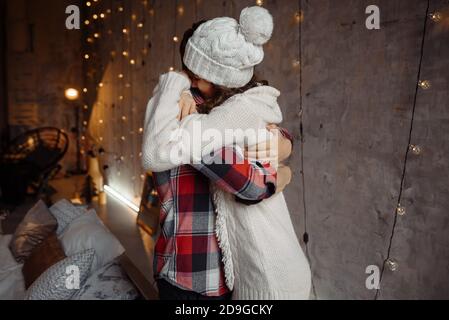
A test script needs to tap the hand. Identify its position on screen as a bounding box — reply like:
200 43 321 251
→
178 91 197 121
244 135 278 164
243 125 292 164
276 165 292 193
267 124 292 162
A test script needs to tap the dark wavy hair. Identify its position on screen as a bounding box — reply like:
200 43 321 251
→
180 21 268 114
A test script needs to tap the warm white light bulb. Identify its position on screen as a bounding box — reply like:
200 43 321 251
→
396 205 406 216
177 5 184 16
65 88 79 101
429 12 442 22
386 258 398 271
418 80 431 90
409 144 422 155
295 11 303 23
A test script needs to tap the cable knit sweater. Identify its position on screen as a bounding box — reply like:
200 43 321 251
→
142 72 311 299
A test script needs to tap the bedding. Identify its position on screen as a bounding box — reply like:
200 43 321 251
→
72 259 139 300
0 200 135 300
0 235 25 300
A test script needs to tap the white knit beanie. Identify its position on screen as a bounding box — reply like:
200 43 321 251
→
183 6 274 88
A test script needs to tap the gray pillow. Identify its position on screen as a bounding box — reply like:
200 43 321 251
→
9 200 57 263
24 249 95 300
72 259 139 300
49 199 83 235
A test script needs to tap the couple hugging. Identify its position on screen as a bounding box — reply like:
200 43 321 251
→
142 6 311 300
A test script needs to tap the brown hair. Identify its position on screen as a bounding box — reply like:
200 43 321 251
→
180 21 269 114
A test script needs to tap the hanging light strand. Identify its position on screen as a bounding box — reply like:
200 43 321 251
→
374 0 431 300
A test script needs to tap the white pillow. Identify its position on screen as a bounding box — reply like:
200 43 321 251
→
59 209 125 273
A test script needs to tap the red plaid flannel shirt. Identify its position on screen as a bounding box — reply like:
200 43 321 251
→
152 89 291 297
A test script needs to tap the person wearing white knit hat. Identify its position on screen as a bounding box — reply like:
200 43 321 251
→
183 6 274 88
143 6 311 300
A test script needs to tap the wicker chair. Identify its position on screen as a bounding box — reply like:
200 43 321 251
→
0 127 69 204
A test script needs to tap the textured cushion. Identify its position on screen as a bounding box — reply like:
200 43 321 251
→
22 233 66 289
25 249 95 300
49 199 84 235
9 200 57 263
59 209 125 273
72 259 139 300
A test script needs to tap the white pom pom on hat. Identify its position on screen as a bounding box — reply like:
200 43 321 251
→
239 6 274 46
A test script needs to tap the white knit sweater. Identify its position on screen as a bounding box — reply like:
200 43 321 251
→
142 72 311 300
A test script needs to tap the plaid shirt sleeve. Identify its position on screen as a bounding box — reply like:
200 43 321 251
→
191 146 277 202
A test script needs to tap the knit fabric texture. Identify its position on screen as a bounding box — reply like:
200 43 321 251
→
183 6 274 88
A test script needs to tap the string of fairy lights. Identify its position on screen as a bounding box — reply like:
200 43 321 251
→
295 0 318 300
81 0 191 203
83 0 153 202
375 0 443 299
